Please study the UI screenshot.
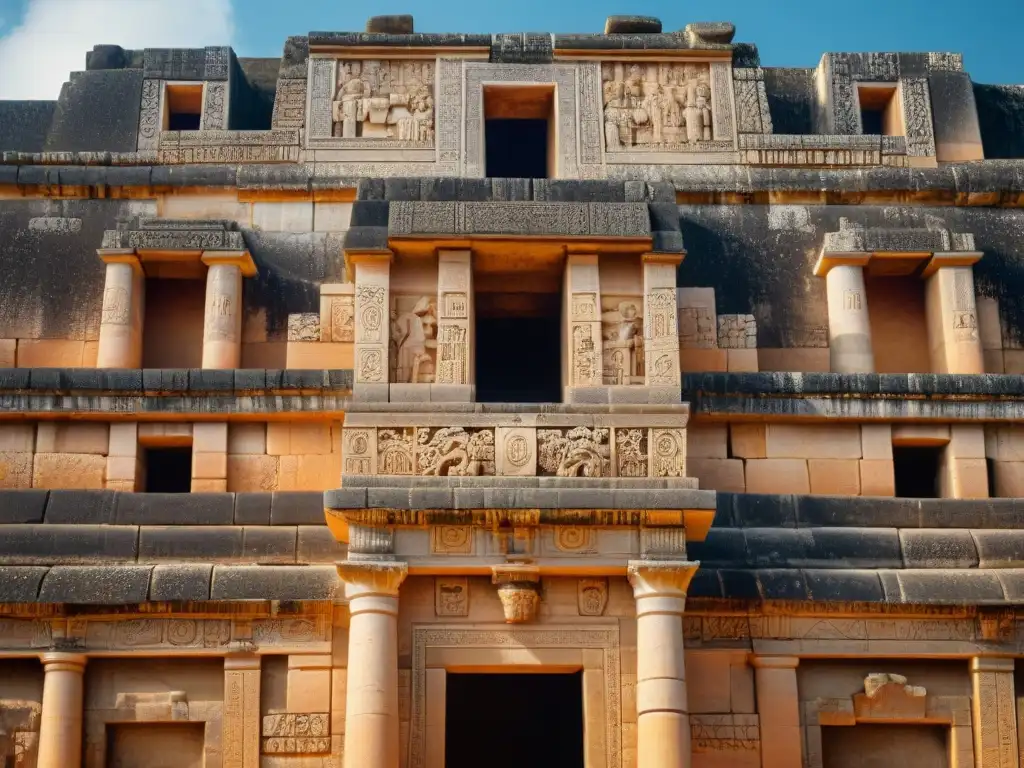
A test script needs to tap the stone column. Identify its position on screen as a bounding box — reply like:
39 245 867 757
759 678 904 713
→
338 560 408 768
565 254 603 391
970 657 1018 768
642 255 682 392
924 257 985 374
435 250 473 393
223 654 261 768
751 656 802 768
201 252 250 369
351 253 393 395
36 652 87 768
627 560 698 768
824 262 874 373
96 249 143 368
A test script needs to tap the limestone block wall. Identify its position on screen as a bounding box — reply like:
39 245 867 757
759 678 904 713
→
687 422 993 499
0 420 343 493
228 422 343 493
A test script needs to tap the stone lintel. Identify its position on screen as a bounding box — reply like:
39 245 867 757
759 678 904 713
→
491 563 540 585
750 655 800 669
920 250 984 278
642 251 685 266
96 249 143 274
200 249 258 277
344 249 393 282
223 654 261 671
813 251 873 277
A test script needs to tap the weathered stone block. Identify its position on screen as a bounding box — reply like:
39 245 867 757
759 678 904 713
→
686 458 745 492
33 453 106 489
729 424 765 459
744 459 809 494
808 459 861 496
227 455 279 492
765 424 861 459
859 459 895 496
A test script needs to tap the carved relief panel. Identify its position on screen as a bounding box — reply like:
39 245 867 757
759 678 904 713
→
332 60 435 143
602 296 644 385
601 61 731 152
390 295 438 383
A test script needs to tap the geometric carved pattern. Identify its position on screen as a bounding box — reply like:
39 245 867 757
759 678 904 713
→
409 625 620 768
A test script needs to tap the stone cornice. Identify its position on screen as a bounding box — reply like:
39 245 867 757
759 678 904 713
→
684 372 1024 422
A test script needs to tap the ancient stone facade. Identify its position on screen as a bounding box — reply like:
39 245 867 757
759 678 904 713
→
0 11 1022 768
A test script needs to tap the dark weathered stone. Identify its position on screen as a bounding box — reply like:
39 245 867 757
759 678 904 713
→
296 526 346 563
971 530 1024 568
900 529 979 568
44 490 116 524
38 565 153 604
0 566 47 601
149 564 212 601
717 569 761 600
803 569 885 602
756 569 809 600
210 565 339 600
270 492 325 525
324 488 368 509
0 489 48 524
138 526 243 561
115 493 234 526
235 492 272 525
896 570 1006 604
0 524 138 564
242 526 297 563
687 529 747 567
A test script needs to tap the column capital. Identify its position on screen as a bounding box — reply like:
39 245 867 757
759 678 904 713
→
750 654 800 670
813 251 872 277
40 652 87 673
338 560 408 600
224 654 261 671
97 248 143 272
201 249 257 276
627 560 699 597
970 656 1015 674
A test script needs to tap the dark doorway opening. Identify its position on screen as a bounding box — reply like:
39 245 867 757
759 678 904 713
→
475 311 561 403
893 446 942 498
445 672 584 768
485 119 549 178
143 447 192 493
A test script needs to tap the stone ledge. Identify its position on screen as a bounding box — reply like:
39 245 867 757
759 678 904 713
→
693 567 1024 604
717 493 1024 530
0 368 352 394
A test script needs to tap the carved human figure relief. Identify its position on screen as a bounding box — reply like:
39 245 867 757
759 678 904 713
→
577 578 609 616
615 428 648 477
332 60 435 143
356 285 386 344
602 61 716 151
602 297 644 384
391 296 437 383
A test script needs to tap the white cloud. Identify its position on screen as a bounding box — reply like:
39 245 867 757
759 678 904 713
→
0 0 235 100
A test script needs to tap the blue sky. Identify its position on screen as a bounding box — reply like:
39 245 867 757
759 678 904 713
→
0 0 1022 100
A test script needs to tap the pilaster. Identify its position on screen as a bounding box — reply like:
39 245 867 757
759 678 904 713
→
642 254 682 390
565 254 603 388
435 250 473 387
36 652 87 768
96 249 144 368
223 654 261 768
352 253 393 391
925 257 985 374
970 657 1018 768
751 655 802 768
627 560 698 768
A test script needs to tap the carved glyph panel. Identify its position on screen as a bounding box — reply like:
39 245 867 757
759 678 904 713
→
435 577 470 616
601 62 733 152
326 59 435 145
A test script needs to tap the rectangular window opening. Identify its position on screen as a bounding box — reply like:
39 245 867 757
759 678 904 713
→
142 447 192 493
483 85 555 178
893 445 942 499
165 83 204 132
858 84 902 137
